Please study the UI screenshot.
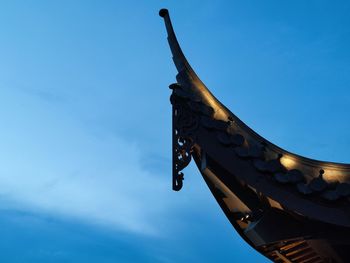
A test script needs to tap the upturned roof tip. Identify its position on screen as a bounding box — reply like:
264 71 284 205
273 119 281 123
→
159 9 169 18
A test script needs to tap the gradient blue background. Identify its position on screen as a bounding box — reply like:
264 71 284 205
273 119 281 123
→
0 1 350 262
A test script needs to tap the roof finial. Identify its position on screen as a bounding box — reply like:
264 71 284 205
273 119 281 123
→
159 8 169 18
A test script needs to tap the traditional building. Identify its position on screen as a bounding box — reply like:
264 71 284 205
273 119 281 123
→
160 9 350 263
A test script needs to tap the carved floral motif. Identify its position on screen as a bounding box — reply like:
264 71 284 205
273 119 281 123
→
170 83 199 191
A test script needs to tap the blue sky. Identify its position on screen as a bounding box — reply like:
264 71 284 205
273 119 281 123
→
0 1 350 262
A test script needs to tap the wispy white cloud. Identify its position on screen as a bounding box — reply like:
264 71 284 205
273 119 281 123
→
0 87 176 235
